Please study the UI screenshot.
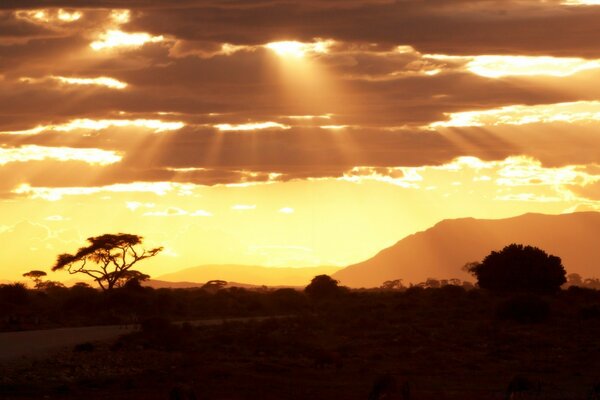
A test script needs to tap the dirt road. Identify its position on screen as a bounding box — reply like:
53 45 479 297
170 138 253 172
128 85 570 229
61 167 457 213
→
0 316 282 362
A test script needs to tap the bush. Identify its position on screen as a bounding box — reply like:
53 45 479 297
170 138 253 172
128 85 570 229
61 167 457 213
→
468 244 566 294
496 294 550 323
305 275 343 299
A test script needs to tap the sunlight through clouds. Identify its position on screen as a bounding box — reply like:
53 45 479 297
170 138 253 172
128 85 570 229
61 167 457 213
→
430 101 600 128
0 146 121 166
562 0 600 4
90 30 164 51
14 182 196 201
53 76 128 89
495 157 597 187
15 9 82 24
214 122 291 131
425 54 600 78
265 40 333 58
467 56 600 78
1 118 184 135
19 76 128 89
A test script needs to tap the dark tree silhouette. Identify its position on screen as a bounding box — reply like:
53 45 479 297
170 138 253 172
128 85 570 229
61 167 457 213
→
51 233 162 291
466 244 566 293
381 279 404 290
305 275 342 298
22 270 47 289
201 280 228 292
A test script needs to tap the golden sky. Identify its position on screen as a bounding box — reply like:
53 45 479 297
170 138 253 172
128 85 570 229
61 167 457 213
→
2 0 600 281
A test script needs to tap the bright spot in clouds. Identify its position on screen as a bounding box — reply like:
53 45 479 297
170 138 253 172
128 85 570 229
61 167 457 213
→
16 9 82 24
494 157 596 187
426 54 600 78
0 145 121 166
562 0 600 4
1 118 184 135
279 207 294 214
110 9 131 24
467 55 600 78
431 101 600 127
90 30 164 51
265 40 333 58
14 182 195 201
54 76 128 89
214 122 291 131
57 9 82 22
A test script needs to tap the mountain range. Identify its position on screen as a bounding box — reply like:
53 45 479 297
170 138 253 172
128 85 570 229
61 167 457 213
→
332 211 600 288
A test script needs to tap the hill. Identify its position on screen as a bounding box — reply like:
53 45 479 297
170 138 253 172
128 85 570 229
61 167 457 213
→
156 264 341 287
143 279 245 289
333 212 600 288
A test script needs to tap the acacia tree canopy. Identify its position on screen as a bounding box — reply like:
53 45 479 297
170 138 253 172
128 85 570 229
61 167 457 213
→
22 270 47 288
466 243 566 293
51 233 162 290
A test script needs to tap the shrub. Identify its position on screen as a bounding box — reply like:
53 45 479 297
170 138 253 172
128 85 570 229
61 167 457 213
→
467 244 566 294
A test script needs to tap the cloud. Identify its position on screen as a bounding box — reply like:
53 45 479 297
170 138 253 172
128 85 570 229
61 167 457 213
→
2 1 600 189
0 145 121 165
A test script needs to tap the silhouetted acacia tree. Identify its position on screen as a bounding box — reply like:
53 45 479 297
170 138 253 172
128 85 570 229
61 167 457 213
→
466 243 566 293
51 233 162 291
305 275 342 298
22 270 47 289
381 279 404 290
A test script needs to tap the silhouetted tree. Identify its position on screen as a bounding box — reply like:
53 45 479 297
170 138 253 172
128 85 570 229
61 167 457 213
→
51 233 162 291
466 244 566 294
114 270 150 289
22 270 47 289
381 279 404 290
424 278 441 289
305 275 342 298
201 280 227 292
0 283 29 305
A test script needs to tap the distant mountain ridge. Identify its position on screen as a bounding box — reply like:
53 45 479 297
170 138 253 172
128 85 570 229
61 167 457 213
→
333 212 600 288
156 264 341 287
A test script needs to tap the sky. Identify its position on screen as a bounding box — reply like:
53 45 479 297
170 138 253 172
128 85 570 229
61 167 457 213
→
2 0 600 282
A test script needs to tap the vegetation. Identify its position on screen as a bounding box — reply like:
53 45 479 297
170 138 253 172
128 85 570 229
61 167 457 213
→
304 274 345 299
22 270 47 289
51 233 162 291
1 242 599 399
466 244 567 293
1 281 599 399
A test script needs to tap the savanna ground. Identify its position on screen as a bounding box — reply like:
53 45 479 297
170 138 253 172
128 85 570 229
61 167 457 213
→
1 285 599 399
